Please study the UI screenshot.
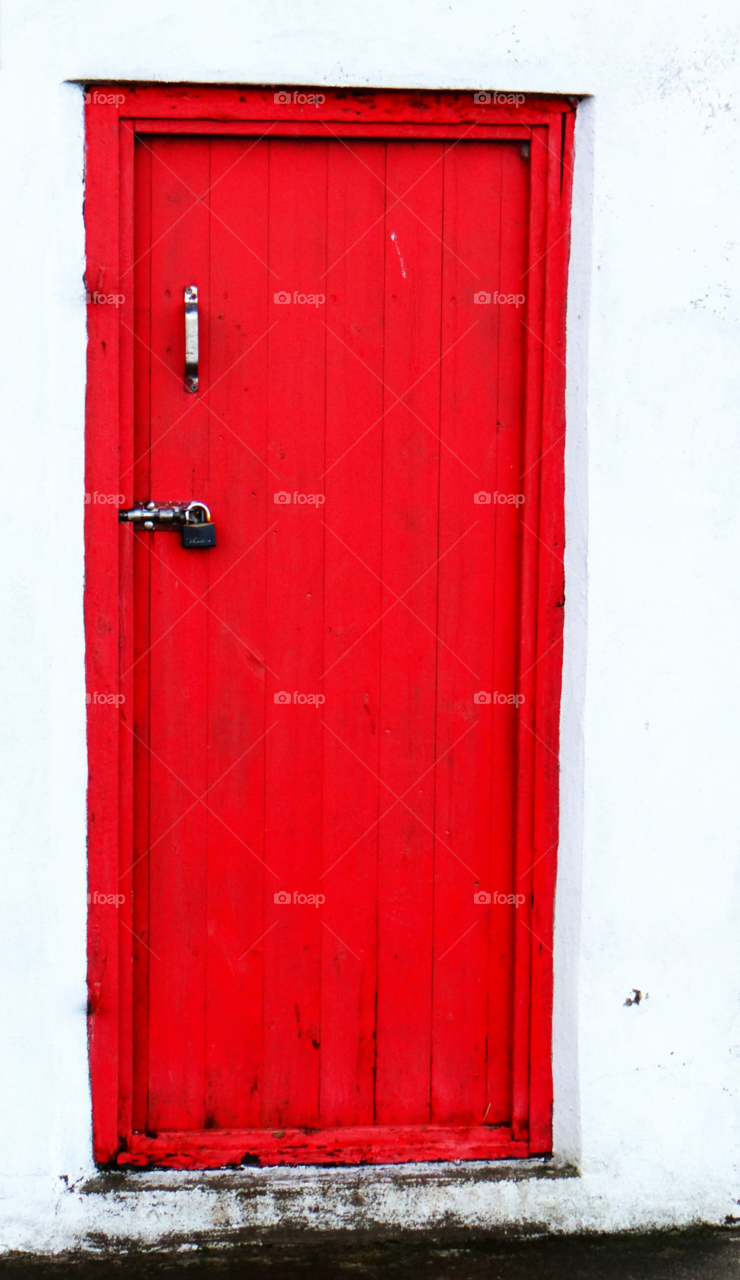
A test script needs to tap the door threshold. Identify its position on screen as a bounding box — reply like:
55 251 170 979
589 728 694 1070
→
84 1156 578 1194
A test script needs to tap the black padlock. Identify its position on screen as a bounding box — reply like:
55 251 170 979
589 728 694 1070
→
181 501 216 548
182 521 217 548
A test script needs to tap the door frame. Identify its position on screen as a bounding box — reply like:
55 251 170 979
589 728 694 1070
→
84 84 575 1167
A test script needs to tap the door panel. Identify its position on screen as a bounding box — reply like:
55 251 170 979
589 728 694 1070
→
131 134 531 1143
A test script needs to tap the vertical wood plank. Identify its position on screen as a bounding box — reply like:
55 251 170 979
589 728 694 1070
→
85 100 123 1164
262 139 328 1127
528 113 572 1152
130 132 153 1135
511 127 549 1142
205 138 271 1127
374 142 444 1125
431 140 504 1125
485 142 532 1126
320 140 386 1127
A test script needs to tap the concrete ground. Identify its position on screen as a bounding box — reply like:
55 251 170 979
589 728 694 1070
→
2 1232 740 1279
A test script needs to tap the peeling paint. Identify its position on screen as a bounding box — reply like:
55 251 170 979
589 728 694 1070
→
390 232 407 278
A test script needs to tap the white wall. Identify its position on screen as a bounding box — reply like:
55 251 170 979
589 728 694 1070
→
1 0 739 1251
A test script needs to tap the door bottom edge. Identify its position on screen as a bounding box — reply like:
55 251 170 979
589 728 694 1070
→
117 1125 532 1168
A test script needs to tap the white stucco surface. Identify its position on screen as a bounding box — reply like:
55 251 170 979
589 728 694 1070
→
1 0 739 1251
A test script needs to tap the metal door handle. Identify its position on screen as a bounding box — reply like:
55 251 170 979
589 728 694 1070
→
184 286 198 392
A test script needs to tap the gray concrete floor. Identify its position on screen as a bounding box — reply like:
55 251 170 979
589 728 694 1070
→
2 1232 740 1279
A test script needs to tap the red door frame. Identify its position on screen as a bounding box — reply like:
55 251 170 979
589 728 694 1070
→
85 84 575 1168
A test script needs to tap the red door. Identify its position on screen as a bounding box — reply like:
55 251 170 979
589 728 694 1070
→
84 89 572 1168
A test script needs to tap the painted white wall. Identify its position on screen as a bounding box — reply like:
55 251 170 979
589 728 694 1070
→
1 0 739 1251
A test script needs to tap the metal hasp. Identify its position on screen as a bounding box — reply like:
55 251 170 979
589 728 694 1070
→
118 500 216 548
184 285 199 392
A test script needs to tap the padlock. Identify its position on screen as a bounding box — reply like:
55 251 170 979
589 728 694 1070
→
182 522 217 548
181 501 216 549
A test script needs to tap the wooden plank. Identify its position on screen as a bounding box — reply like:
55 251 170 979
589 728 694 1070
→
117 85 567 126
261 139 328 1128
204 137 272 1127
374 141 444 1125
527 112 573 1153
130 133 153 1135
320 140 386 1127
485 141 532 1126
121 1124 525 1167
84 98 123 1165
133 121 534 140
431 140 505 1126
510 127 549 1144
116 117 137 1146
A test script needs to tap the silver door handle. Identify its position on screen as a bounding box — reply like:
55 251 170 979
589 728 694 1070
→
184 286 198 393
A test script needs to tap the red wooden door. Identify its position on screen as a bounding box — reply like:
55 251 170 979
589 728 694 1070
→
85 88 572 1169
